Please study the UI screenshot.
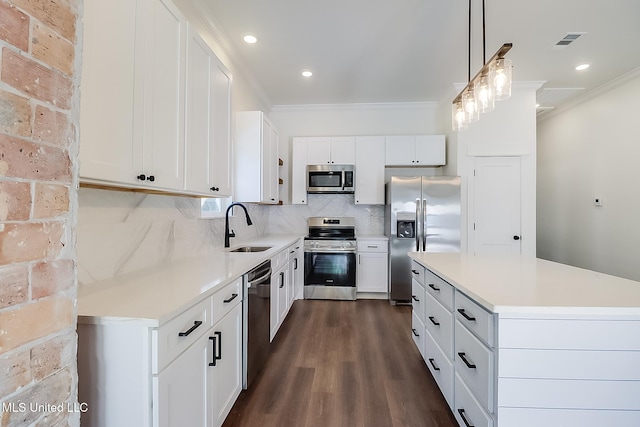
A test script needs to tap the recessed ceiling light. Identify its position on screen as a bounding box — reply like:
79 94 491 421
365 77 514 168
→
575 63 590 71
243 35 257 44
301 70 313 77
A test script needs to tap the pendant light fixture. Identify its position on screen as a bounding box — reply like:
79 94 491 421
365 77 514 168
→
452 0 512 131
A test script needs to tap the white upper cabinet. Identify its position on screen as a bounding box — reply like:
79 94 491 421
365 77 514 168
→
235 111 279 204
355 136 385 205
291 137 308 205
307 137 355 165
185 30 232 197
385 135 445 166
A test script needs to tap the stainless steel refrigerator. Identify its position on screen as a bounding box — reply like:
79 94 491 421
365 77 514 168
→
384 176 461 303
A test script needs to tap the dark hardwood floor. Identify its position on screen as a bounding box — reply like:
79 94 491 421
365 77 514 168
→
223 299 458 427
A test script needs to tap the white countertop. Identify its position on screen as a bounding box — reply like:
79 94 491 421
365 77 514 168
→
409 252 640 316
77 234 303 326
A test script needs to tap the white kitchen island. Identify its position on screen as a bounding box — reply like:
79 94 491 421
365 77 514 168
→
408 252 640 427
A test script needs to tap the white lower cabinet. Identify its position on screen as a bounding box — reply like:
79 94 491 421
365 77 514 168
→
270 243 299 341
356 238 388 294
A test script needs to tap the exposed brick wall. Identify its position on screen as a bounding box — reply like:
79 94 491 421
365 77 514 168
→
0 0 79 425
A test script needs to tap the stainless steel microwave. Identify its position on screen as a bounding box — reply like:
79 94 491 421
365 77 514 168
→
307 165 355 193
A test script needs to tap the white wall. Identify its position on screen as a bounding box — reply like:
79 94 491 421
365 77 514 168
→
537 69 640 281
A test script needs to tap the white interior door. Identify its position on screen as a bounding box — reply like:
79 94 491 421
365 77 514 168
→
470 157 522 254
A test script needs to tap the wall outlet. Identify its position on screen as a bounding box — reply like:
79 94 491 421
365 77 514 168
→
594 197 603 207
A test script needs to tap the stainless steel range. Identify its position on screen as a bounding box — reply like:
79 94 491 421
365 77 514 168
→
303 217 357 300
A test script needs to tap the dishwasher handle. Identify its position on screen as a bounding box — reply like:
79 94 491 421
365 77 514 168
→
247 269 271 288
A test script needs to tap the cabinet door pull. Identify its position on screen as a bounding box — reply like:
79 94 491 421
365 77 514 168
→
178 320 203 337
411 295 420 302
411 269 420 275
428 358 440 371
280 271 285 288
428 283 440 292
458 352 477 369
223 293 238 303
428 316 440 326
411 328 419 337
457 308 476 322
215 331 222 361
294 258 298 270
208 335 217 366
136 174 146 181
457 409 475 427
210 186 219 192
147 175 155 182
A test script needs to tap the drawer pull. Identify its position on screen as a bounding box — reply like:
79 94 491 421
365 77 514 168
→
367 245 378 248
428 316 440 326
457 409 475 427
411 269 420 275
178 320 203 337
457 308 476 322
428 283 440 292
223 293 238 303
411 295 420 302
458 352 477 369
208 335 217 367
411 328 420 337
428 358 440 371
215 331 222 361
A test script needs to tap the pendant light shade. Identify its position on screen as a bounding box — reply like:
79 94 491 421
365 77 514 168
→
462 90 479 122
452 102 468 131
489 57 512 100
474 74 494 113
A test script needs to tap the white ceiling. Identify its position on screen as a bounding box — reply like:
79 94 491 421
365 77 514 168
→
188 0 640 112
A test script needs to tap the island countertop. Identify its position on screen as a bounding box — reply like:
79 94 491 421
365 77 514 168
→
408 252 640 316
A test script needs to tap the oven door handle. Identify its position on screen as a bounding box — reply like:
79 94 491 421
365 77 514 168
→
304 248 356 254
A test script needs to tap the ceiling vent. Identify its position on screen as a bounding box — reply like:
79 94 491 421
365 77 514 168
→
553 32 586 50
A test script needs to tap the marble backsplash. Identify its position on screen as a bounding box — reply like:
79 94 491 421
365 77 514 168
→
77 189 383 285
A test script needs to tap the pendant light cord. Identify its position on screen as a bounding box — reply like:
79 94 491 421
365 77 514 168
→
482 0 486 65
468 0 471 82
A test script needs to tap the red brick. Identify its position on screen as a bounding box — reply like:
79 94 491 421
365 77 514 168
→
0 181 32 221
32 105 72 146
1 48 73 110
32 21 75 76
30 332 74 381
0 1 29 51
33 183 69 219
0 296 73 354
0 264 29 309
0 222 64 265
9 0 77 43
0 90 32 137
31 259 74 299
0 350 32 396
0 134 72 182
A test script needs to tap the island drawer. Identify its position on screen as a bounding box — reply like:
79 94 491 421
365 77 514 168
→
455 373 494 427
455 319 495 412
424 291 454 359
152 297 212 373
410 260 425 286
424 269 454 311
455 290 495 347
424 329 454 408
212 277 242 324
411 311 426 360
411 278 426 323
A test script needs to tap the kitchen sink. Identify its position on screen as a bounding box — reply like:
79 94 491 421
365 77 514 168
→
228 246 272 253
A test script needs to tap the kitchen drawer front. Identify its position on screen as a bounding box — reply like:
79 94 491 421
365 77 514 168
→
423 329 454 408
455 319 494 412
411 278 426 324
424 291 454 359
455 291 495 347
410 260 425 286
411 311 426 360
153 297 212 373
424 269 453 311
212 277 242 325
455 373 494 427
497 407 640 427
357 239 387 253
272 249 289 270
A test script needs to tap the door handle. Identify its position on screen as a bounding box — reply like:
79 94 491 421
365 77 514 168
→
513 235 521 241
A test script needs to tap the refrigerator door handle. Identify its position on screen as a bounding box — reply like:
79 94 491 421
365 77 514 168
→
415 198 421 251
422 199 427 251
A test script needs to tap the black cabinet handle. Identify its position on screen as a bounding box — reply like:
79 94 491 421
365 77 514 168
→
208 335 217 366
137 174 146 181
215 331 222 361
280 271 285 288
428 283 440 292
457 308 476 322
428 316 440 326
178 320 203 337
210 186 219 192
147 175 155 182
458 409 475 427
223 293 238 303
411 269 420 275
428 358 440 371
411 328 419 337
294 258 298 270
513 235 520 241
458 352 477 369
411 295 420 302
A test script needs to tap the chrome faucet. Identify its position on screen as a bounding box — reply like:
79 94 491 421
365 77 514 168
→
224 203 253 248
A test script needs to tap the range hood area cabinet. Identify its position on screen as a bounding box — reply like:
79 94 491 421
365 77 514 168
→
306 137 356 165
234 111 280 204
79 0 232 197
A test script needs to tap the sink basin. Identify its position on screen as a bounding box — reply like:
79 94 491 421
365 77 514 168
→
228 246 272 253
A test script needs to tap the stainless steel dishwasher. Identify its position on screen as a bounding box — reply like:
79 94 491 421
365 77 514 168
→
242 260 271 389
